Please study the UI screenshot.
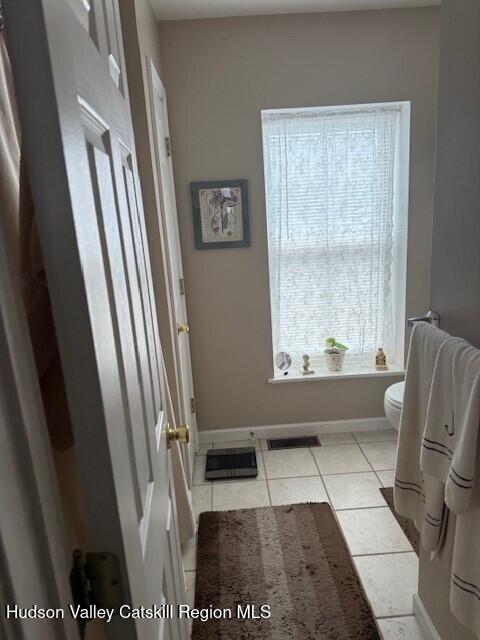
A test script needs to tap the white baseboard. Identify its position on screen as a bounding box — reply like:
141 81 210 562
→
413 594 442 640
198 416 390 443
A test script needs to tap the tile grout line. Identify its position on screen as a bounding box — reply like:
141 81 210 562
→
360 440 399 474
356 441 377 474
210 434 398 449
309 445 391 510
374 468 387 488
309 446 331 502
352 430 398 444
335 504 391 512
322 439 398 447
323 468 394 476
352 550 415 559
192 466 396 488
310 442 379 476
310 446 334 507
375 613 416 620
259 449 274 507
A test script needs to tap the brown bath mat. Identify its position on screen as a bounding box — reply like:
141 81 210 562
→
380 487 419 555
193 503 380 639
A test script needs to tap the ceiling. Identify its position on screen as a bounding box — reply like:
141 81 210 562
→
151 0 440 21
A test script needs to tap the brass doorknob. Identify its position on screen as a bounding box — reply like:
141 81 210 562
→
166 423 190 448
177 323 190 335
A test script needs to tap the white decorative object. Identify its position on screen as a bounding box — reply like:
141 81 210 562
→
325 352 345 372
301 354 314 375
275 351 292 375
324 338 348 372
375 348 388 370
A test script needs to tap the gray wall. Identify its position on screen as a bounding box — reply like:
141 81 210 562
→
159 8 440 431
430 0 480 349
420 2 480 638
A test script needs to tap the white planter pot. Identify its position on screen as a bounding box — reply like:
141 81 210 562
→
325 351 345 372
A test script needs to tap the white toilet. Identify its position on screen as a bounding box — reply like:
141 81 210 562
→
384 381 405 431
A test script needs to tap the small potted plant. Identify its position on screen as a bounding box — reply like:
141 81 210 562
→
324 337 349 372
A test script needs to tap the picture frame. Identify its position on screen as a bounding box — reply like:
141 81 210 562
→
190 179 250 250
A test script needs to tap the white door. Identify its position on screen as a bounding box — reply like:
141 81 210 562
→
5 1 188 639
146 62 198 484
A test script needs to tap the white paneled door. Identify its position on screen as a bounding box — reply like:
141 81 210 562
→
146 62 198 484
4 1 188 639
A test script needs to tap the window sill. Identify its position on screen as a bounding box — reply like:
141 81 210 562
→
268 362 405 384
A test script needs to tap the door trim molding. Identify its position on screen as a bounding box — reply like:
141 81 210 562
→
144 56 198 477
198 416 391 443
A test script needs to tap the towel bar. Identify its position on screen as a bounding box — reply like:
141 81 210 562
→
408 310 440 328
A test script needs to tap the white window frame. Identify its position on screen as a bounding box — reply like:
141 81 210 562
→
261 101 411 382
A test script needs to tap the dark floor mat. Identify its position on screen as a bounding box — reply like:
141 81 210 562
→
194 503 381 639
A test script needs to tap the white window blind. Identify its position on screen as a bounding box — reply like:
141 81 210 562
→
262 103 409 368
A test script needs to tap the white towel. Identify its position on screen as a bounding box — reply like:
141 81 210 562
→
432 341 480 638
450 495 480 637
421 338 480 515
395 322 480 636
394 322 451 551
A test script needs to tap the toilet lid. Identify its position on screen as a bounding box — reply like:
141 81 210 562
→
385 381 405 409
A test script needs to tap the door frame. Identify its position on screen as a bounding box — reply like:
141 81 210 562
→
119 0 185 441
0 200 78 640
118 2 199 476
144 59 198 480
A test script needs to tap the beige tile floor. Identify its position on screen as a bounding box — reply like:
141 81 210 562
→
183 428 425 640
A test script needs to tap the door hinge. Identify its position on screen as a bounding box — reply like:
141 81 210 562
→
179 277 185 296
165 136 172 157
190 397 196 414
70 550 124 638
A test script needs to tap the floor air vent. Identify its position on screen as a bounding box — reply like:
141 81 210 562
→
267 436 320 450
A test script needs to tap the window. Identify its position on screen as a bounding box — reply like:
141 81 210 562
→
262 102 410 374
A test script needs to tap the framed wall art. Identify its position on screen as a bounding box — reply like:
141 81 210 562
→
190 180 250 249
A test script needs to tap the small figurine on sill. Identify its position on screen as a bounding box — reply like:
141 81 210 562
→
375 348 388 371
302 354 315 375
